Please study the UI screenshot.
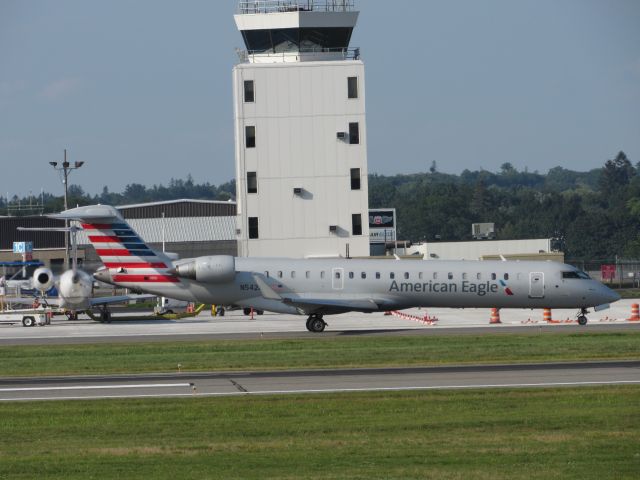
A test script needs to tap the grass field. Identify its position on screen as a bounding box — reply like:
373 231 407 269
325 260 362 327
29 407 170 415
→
0 386 638 479
1 331 639 377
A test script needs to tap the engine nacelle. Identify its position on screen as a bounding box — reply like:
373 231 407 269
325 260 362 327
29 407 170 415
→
32 267 54 292
174 256 236 283
58 269 93 306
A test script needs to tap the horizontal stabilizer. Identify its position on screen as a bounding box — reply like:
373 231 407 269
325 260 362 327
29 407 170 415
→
49 204 121 221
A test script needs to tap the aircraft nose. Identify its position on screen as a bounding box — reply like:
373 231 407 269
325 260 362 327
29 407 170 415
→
601 285 620 304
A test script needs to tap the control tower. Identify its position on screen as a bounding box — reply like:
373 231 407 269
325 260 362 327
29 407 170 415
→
233 0 370 258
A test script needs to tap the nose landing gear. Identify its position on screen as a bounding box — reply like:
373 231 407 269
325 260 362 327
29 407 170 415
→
577 308 589 326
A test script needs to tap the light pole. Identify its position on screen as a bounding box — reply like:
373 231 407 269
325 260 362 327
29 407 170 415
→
49 149 84 269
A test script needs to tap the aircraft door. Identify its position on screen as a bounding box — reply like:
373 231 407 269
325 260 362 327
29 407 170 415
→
529 272 545 298
332 268 344 290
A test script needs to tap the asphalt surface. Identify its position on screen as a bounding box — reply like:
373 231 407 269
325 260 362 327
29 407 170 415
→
1 361 638 401
0 303 639 345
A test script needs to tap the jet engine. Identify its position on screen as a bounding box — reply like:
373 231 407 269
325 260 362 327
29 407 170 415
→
32 267 55 292
174 255 236 283
58 269 93 306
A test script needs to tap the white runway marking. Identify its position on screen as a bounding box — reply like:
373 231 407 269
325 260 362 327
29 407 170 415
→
0 383 191 392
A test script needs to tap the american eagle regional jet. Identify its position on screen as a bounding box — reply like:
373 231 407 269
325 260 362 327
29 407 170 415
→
52 205 619 332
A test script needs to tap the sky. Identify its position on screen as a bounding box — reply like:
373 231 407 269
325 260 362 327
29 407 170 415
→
1 0 639 197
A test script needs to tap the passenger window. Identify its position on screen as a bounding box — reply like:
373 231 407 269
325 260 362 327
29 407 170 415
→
361 272 366 279
278 271 283 278
390 272 395 280
448 272 453 280
291 271 296 279
476 273 481 280
418 272 423 280
504 273 509 280
335 271 341 279
320 271 325 279
265 271 269 278
462 272 468 280
491 273 496 280
376 272 380 279
306 271 310 279
349 272 354 279
433 272 438 280
404 272 409 279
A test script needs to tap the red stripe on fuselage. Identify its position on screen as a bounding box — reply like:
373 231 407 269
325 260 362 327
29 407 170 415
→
89 235 121 243
95 249 131 256
82 223 116 230
103 262 168 269
112 274 179 283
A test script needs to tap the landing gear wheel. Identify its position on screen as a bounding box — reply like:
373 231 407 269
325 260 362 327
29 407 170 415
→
257 310 264 315
577 315 588 326
217 307 225 317
22 316 35 327
306 315 326 333
243 307 251 316
101 310 111 323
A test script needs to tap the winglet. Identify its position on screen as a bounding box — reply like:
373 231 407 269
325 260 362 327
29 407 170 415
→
252 274 283 301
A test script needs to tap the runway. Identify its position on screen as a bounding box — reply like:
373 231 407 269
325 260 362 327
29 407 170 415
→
1 361 638 401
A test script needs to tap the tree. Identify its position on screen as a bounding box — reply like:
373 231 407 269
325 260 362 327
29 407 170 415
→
599 151 635 193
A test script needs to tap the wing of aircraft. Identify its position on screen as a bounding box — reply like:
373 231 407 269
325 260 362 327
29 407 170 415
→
252 273 391 314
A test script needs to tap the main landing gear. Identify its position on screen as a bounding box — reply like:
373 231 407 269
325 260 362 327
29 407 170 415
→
306 314 327 333
577 308 589 326
97 305 112 323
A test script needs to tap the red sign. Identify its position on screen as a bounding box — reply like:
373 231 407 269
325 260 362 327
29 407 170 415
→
601 264 616 280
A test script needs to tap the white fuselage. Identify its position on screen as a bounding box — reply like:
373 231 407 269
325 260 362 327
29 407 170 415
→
99 257 619 316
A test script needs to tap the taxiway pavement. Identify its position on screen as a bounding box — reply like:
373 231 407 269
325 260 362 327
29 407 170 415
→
1 361 638 402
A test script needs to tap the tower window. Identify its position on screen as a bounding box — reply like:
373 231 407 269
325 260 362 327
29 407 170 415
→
349 122 359 144
350 168 361 190
244 80 254 103
246 126 256 148
352 213 362 236
248 217 259 239
347 76 358 99
247 172 257 194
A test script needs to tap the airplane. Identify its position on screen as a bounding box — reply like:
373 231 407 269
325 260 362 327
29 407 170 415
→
51 204 620 332
16 226 149 321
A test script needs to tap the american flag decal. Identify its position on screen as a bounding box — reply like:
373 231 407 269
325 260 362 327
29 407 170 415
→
82 222 178 283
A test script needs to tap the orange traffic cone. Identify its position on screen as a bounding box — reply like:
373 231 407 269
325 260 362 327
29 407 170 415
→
543 308 552 323
490 308 501 324
629 304 639 321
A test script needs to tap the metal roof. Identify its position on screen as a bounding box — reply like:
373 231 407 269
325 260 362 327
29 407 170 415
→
75 216 237 245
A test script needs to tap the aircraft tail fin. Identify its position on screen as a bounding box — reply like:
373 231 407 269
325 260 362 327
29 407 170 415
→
50 205 178 285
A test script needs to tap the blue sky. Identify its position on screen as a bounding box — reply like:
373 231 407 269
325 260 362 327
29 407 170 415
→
1 0 639 197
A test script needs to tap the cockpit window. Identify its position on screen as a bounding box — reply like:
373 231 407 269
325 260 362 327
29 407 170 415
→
562 271 590 279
